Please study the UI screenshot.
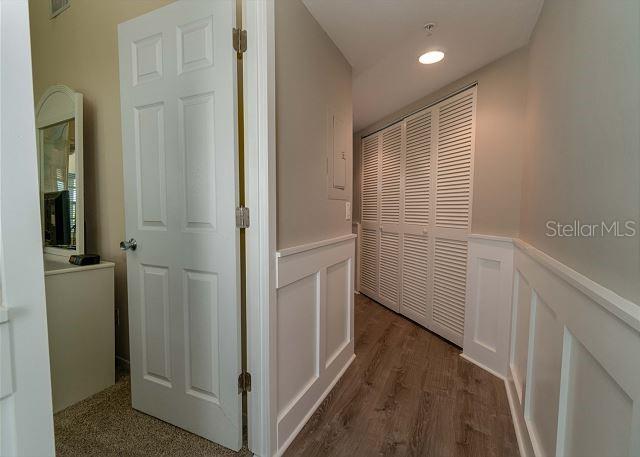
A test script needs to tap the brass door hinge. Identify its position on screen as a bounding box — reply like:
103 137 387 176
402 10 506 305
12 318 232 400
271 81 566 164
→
238 371 252 394
233 28 247 54
235 206 250 229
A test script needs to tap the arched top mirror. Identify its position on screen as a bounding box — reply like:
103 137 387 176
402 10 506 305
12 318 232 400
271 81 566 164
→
36 85 84 258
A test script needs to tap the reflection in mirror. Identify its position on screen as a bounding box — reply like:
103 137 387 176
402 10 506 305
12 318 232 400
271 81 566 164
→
36 85 84 257
41 119 77 249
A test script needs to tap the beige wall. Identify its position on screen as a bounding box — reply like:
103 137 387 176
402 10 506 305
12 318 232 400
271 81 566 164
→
275 0 353 250
355 47 529 238
521 0 640 303
29 0 174 360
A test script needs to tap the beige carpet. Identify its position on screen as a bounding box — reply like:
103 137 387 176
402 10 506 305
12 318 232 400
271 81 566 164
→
54 374 251 457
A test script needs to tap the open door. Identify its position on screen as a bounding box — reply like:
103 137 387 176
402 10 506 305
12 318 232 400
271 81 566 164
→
0 1 56 455
118 0 242 450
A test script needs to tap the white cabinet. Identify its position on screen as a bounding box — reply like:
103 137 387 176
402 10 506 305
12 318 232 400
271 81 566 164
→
358 87 476 346
44 258 115 412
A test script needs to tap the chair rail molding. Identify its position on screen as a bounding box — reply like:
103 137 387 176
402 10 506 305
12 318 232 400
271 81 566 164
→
274 234 356 456
463 234 515 378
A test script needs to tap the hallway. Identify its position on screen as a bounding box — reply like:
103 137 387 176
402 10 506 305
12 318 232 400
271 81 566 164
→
285 294 518 457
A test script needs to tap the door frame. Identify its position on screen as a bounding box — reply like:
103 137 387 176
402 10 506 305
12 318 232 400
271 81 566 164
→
243 1 276 455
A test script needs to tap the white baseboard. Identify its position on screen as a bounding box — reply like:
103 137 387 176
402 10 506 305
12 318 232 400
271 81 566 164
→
459 353 506 381
505 373 534 457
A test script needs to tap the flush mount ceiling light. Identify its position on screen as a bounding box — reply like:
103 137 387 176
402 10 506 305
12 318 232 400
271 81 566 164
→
419 50 445 65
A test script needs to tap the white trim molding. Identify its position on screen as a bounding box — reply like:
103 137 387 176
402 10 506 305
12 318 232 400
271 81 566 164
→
244 0 277 455
273 235 356 456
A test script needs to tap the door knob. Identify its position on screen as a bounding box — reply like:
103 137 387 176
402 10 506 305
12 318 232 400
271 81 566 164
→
120 238 137 251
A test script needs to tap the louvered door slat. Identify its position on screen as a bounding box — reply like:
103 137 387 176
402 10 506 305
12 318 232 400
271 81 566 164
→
362 135 379 222
401 234 429 320
404 111 431 226
360 227 378 294
379 231 399 305
380 125 401 224
436 90 474 229
432 237 468 344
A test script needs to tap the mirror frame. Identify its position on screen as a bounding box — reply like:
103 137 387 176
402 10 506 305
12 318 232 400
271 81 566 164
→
36 85 84 258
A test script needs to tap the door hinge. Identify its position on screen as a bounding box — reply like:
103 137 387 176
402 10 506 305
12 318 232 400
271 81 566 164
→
235 206 250 229
233 28 247 54
238 371 252 394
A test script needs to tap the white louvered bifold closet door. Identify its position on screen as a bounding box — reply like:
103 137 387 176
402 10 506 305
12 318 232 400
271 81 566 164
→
378 124 402 312
359 86 475 347
400 110 432 327
360 134 380 298
429 89 475 346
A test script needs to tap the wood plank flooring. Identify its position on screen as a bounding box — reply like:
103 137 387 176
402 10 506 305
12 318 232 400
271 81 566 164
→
284 294 519 457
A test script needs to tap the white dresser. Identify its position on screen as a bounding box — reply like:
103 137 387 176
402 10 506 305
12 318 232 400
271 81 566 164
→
44 257 115 413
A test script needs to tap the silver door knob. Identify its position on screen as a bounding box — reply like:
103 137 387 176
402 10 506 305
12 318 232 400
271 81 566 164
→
120 238 137 251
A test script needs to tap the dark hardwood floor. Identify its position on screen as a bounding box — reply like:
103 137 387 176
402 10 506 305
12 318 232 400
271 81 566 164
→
284 294 519 457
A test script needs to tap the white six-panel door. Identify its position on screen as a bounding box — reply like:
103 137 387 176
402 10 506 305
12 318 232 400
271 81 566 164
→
118 0 241 450
359 87 476 347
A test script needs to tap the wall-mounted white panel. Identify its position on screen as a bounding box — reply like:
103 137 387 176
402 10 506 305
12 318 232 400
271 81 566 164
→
277 274 319 415
463 235 514 377
133 34 163 86
141 265 171 386
512 271 531 401
178 16 214 75
275 236 356 456
474 259 500 350
504 239 640 457
184 270 219 403
135 103 167 230
326 260 350 367
526 295 563 457
180 92 217 231
558 333 632 457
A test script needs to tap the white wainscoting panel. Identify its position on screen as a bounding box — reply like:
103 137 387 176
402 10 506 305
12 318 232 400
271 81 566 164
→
275 234 356 455
463 235 514 378
504 239 640 457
